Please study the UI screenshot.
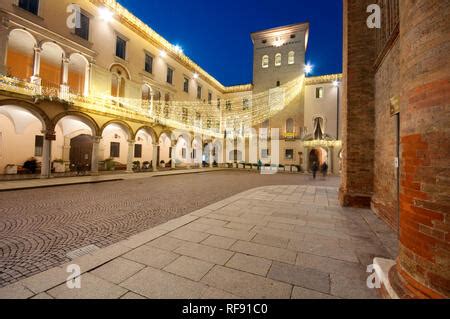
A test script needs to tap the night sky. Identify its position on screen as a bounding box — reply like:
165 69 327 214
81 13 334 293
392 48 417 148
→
117 0 343 86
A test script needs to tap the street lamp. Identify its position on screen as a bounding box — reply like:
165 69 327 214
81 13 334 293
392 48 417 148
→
304 63 313 75
99 7 114 22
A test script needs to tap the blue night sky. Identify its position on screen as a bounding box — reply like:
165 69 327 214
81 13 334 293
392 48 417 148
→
117 0 343 86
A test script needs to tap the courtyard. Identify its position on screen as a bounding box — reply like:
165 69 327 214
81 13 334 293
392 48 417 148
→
0 171 397 299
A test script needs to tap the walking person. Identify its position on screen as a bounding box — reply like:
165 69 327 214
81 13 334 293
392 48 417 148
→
312 161 319 180
321 162 329 179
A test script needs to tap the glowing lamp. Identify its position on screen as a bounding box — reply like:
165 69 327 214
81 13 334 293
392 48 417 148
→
99 7 114 22
193 73 199 79
304 64 313 75
160 50 167 58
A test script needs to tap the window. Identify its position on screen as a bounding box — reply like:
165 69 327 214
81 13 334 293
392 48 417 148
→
183 77 189 93
225 100 232 111
316 87 324 99
195 112 201 123
243 98 250 110
18 0 39 15
276 81 281 87
217 98 221 109
288 51 295 65
34 135 44 157
74 12 90 41
286 118 294 134
285 149 294 160
166 67 174 84
208 91 212 104
275 53 282 67
262 55 269 68
182 107 188 123
207 119 212 129
134 144 142 158
145 54 153 74
110 142 120 158
261 149 270 158
116 36 127 60
197 85 202 99
182 148 187 159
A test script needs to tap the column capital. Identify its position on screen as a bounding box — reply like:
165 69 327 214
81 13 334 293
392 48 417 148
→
33 46 42 53
41 129 56 141
127 140 136 145
92 136 102 143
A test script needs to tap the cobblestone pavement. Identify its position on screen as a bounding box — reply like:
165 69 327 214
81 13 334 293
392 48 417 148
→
0 171 339 287
0 183 398 299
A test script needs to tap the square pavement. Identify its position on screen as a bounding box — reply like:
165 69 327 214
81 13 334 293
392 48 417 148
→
0 185 397 299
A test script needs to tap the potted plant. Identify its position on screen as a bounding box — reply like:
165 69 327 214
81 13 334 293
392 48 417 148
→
132 161 141 171
53 159 66 173
159 160 165 168
5 164 17 175
104 158 115 171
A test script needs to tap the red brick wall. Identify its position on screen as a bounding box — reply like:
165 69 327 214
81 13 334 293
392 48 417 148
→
397 0 450 298
339 0 376 207
372 39 401 231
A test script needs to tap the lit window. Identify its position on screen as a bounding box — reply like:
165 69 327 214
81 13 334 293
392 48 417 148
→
19 0 39 15
275 53 282 67
116 36 127 59
286 118 294 134
288 51 295 65
242 98 250 110
316 87 324 99
285 149 294 160
262 55 269 68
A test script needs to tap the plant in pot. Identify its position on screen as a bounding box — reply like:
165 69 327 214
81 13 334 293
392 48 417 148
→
53 159 66 173
159 160 165 168
104 158 116 171
5 164 17 175
132 161 141 171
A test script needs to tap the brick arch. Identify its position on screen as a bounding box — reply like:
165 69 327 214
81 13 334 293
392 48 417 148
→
135 126 157 144
0 99 52 130
100 120 134 140
51 111 100 137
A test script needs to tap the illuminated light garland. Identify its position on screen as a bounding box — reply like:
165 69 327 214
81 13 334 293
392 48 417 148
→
0 74 306 138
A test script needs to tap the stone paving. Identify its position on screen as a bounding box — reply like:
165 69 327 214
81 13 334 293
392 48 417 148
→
0 184 398 299
0 171 339 287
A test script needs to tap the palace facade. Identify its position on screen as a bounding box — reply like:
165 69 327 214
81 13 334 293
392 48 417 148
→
0 0 341 178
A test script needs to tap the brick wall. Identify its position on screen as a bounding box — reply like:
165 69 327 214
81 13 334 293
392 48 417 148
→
339 0 376 207
372 39 400 231
396 0 450 298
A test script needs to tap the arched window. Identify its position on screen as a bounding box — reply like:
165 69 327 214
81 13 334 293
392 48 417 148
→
288 51 295 65
286 118 294 134
275 53 282 67
313 116 325 140
110 64 129 98
262 55 269 68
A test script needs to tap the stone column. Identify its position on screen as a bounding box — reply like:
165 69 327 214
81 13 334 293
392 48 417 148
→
91 136 101 175
171 140 176 169
126 140 135 173
31 46 41 83
0 25 9 75
60 57 70 100
83 63 91 97
40 130 55 178
152 143 158 172
393 0 450 299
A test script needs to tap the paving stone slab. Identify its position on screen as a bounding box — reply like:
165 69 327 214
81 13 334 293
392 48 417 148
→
230 241 297 264
121 267 208 299
201 266 292 299
291 286 337 299
146 235 186 252
123 245 179 269
267 262 330 294
174 242 234 265
0 282 35 299
167 228 210 243
163 256 214 282
202 235 237 250
47 273 127 299
91 257 145 284
225 253 272 277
